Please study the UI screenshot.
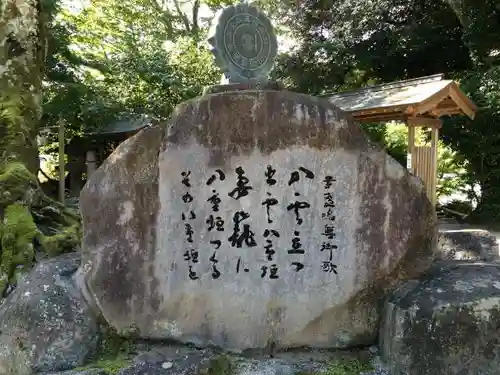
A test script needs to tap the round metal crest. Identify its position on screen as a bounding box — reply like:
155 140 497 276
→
208 3 278 83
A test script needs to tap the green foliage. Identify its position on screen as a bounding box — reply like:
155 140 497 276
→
36 0 500 222
361 122 469 200
447 0 500 64
272 0 472 93
324 359 373 375
271 0 500 222
40 0 225 158
436 143 468 199
441 65 500 221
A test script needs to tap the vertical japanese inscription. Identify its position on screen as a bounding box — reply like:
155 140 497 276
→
228 166 256 275
286 167 314 272
320 176 338 274
181 171 199 280
206 169 226 280
261 165 280 279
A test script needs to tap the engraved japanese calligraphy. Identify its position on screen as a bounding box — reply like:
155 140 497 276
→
320 176 338 274
174 166 340 281
180 170 199 280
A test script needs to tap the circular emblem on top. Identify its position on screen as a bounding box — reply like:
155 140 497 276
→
208 3 278 83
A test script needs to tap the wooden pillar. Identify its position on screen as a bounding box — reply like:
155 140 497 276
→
86 150 97 178
58 119 65 204
406 117 442 206
430 126 439 206
407 124 416 172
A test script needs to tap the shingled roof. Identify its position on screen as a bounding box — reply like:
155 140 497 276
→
322 74 477 123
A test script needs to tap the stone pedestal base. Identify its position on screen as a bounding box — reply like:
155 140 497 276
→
202 81 284 95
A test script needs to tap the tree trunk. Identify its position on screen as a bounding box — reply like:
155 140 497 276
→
0 0 44 174
0 0 80 296
446 0 467 26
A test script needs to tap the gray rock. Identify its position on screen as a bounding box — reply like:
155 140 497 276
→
132 344 212 366
361 368 389 375
0 253 100 373
45 370 107 375
237 359 297 375
119 355 210 375
117 363 172 375
124 345 214 375
121 351 361 375
133 350 166 364
78 90 436 351
437 228 499 261
380 261 500 375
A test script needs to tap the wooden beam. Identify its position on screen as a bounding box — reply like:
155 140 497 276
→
435 98 456 107
430 109 460 117
352 110 406 123
449 84 476 120
405 106 416 116
406 116 443 129
414 86 452 115
350 105 409 117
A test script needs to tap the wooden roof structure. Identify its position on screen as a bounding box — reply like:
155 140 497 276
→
88 114 152 136
323 74 477 124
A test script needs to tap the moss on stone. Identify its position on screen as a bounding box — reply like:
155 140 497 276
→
296 359 373 375
41 223 80 256
325 359 373 375
199 355 235 375
0 161 82 295
0 162 39 206
74 353 132 375
0 183 78 290
0 204 39 291
0 200 81 293
74 321 133 374
99 324 133 358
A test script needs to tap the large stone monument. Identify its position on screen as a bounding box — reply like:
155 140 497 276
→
77 3 436 352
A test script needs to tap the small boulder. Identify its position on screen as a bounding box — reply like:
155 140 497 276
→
437 227 499 261
0 253 100 373
380 261 500 375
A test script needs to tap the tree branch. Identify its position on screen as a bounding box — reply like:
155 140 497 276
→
192 0 200 36
148 0 176 38
172 0 192 33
